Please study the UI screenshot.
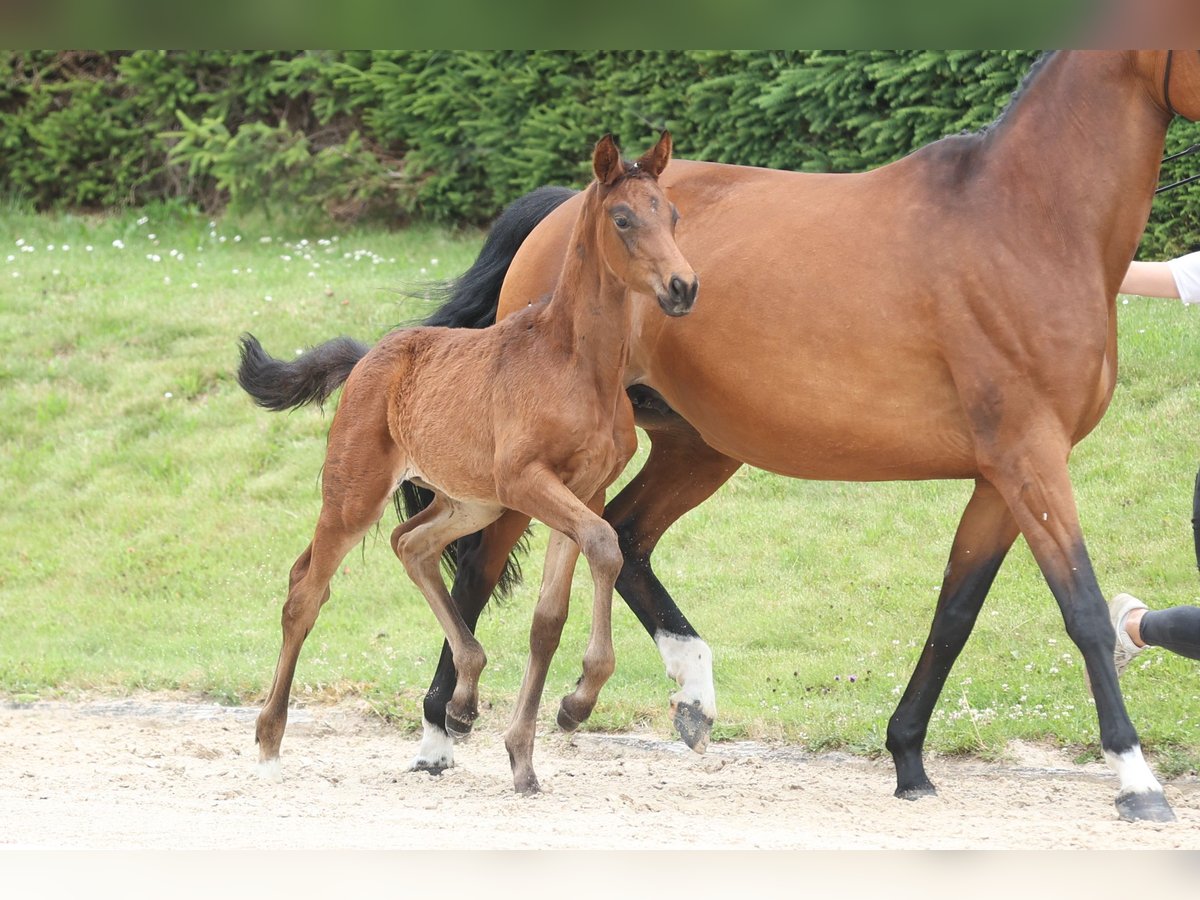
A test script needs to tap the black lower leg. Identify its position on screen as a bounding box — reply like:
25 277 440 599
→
1139 606 1200 660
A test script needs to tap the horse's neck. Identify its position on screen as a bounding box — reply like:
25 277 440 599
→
985 51 1171 288
540 225 632 394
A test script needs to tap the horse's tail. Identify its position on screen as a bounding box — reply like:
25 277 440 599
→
418 185 577 328
400 185 577 599
237 333 370 412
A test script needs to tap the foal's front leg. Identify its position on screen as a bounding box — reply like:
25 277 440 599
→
505 529 581 794
503 479 622 793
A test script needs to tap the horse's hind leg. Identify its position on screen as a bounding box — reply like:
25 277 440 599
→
255 402 400 779
886 479 1019 799
411 509 532 772
256 473 398 779
392 497 504 739
604 422 740 752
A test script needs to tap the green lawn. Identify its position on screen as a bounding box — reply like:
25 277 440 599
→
3 205 1200 774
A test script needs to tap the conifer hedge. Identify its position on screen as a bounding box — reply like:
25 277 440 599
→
1 50 1195 253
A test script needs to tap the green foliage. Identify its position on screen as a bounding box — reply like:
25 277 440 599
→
1 51 1197 253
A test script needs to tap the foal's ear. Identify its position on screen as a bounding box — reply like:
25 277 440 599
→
636 130 672 179
593 134 624 185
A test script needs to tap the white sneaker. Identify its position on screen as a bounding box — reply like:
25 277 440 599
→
1109 593 1149 678
1085 593 1149 696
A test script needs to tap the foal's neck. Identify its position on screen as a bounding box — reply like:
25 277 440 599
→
539 190 634 396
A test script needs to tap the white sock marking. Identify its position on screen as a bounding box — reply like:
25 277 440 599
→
409 716 456 771
1104 746 1163 796
256 757 283 783
654 631 716 718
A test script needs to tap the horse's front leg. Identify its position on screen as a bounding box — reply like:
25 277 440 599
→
604 420 741 752
558 490 619 730
391 498 504 742
505 529 580 794
410 509 531 772
983 438 1174 822
886 479 1019 798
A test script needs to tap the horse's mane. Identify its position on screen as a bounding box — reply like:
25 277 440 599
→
972 51 1055 138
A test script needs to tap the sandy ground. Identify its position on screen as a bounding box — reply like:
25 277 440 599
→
3 694 1200 851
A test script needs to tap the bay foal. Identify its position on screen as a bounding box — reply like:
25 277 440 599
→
238 132 697 792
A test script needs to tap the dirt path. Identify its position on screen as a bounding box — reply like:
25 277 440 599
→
2 695 1199 850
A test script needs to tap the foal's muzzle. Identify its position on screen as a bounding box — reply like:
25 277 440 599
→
659 273 699 317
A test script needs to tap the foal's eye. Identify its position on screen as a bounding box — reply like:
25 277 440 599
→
613 214 631 230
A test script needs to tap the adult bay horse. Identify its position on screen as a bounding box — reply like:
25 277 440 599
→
410 51 1200 822
239 133 697 792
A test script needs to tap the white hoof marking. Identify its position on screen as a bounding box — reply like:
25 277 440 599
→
256 757 283 783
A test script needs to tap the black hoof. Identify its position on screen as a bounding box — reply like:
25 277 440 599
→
894 782 937 801
673 700 713 754
557 702 582 733
410 761 449 776
1116 791 1176 823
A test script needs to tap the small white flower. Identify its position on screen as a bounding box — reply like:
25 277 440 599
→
148 233 156 241
264 295 272 301
190 282 199 289
61 244 69 251
163 276 171 284
137 216 149 226
15 239 24 247
430 258 438 265
85 245 94 252
47 244 55 251
233 235 242 242
164 391 173 398
112 239 125 249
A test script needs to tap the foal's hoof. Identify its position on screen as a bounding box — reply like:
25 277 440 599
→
672 700 713 754
557 700 582 733
894 782 937 802
256 757 283 783
514 773 542 796
1116 791 1176 823
444 709 477 740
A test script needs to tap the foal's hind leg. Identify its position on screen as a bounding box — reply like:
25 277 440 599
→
392 496 504 739
886 480 1019 799
256 444 401 779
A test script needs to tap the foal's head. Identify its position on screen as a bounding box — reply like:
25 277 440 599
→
586 132 698 317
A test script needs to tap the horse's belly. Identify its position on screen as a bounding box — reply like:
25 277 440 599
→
686 403 979 481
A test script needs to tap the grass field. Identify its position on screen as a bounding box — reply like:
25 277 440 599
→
3 204 1200 774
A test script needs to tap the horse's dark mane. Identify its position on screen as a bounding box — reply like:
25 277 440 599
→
972 51 1055 138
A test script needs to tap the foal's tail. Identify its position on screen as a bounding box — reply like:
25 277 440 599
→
237 333 370 412
401 184 577 599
